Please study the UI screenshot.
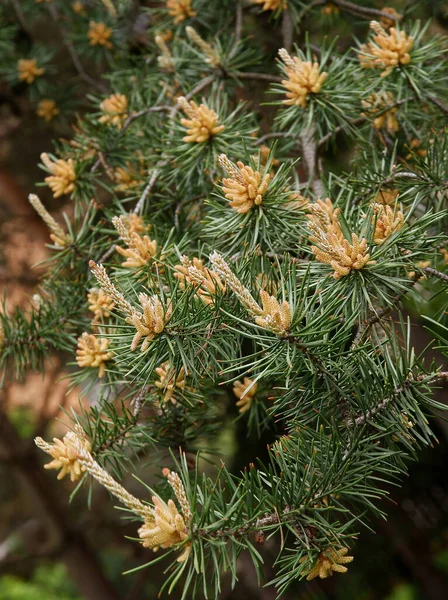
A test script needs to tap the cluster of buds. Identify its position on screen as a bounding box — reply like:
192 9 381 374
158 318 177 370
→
233 377 257 414
321 2 339 15
155 35 175 72
88 21 113 49
375 188 399 206
35 426 91 482
210 252 292 336
218 154 271 214
308 199 371 279
28 194 69 247
36 99 59 122
379 7 402 29
127 294 172 352
17 58 45 84
139 468 192 562
361 92 399 133
35 430 192 562
99 94 128 129
167 0 196 24
87 288 115 321
251 0 287 11
178 97 225 143
76 332 112 378
359 21 413 77
72 1 86 14
300 547 354 580
113 215 157 268
40 153 76 198
186 27 220 67
174 256 226 305
155 362 187 403
278 48 327 108
287 191 309 211
100 0 117 17
114 163 144 192
89 261 171 352
372 204 404 244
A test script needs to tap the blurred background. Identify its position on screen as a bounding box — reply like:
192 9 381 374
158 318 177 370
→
1 0 448 598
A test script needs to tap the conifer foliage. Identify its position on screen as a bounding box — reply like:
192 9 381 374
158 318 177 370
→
1 0 448 597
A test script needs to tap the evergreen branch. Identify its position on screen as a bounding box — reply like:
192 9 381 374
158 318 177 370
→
94 387 150 456
423 266 448 283
282 334 346 397
351 275 422 348
318 98 412 148
346 372 448 428
91 107 169 173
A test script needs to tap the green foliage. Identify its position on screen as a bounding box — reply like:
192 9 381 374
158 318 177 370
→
1 0 448 598
0 563 81 600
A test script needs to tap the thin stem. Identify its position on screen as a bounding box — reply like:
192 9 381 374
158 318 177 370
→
47 5 108 93
318 118 366 148
121 105 171 134
426 94 448 115
233 71 282 83
300 125 324 197
11 0 28 31
133 169 160 215
423 267 448 284
281 9 294 52
351 275 422 349
282 334 348 399
228 0 243 60
255 132 295 146
333 0 401 21
168 75 216 134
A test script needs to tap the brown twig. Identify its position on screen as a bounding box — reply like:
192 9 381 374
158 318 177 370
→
133 169 160 215
233 71 282 83
426 94 448 115
333 0 401 21
423 267 448 284
281 9 294 52
255 132 295 146
228 0 243 61
300 125 325 197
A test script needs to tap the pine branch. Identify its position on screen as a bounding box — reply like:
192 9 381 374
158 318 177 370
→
346 372 448 428
351 275 422 349
423 267 448 284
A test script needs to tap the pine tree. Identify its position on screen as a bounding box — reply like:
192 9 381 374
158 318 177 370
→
1 0 448 597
